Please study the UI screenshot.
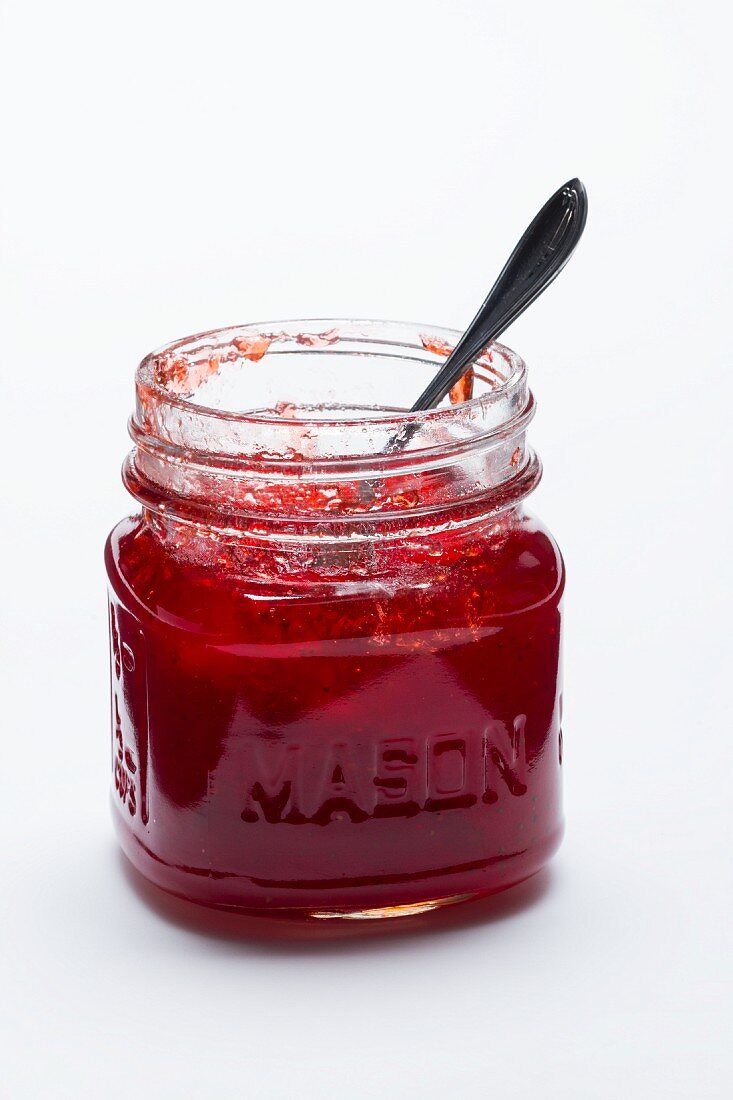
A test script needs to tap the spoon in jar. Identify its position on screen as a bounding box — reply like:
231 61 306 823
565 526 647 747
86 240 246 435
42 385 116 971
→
379 179 587 462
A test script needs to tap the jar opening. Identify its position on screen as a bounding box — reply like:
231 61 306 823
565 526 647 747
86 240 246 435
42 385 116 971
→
137 319 527 446
126 319 540 535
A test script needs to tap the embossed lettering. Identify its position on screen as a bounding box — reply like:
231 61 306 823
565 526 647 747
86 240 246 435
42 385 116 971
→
373 739 422 818
240 743 306 824
483 715 527 799
240 718 529 825
425 736 477 811
109 601 149 822
309 742 371 824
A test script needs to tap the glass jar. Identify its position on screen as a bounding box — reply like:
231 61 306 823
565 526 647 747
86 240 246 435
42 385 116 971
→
106 319 564 919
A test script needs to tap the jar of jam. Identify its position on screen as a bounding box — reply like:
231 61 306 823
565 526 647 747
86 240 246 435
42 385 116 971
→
106 319 564 920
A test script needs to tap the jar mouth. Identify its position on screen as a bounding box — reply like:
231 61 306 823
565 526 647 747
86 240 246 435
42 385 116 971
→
138 316 523 417
128 318 539 533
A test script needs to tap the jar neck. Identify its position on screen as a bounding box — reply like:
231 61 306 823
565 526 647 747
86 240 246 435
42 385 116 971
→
123 320 542 547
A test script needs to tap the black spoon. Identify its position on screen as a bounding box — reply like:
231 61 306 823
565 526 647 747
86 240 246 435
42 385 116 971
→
411 177 588 413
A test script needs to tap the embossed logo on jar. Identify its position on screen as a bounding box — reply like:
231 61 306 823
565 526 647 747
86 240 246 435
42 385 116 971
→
109 601 149 822
113 697 137 816
240 717 527 825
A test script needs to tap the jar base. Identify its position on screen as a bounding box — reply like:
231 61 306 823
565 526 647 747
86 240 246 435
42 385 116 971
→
118 847 554 943
113 800 561 928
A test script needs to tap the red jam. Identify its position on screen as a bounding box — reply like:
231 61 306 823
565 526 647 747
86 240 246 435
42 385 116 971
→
107 321 564 919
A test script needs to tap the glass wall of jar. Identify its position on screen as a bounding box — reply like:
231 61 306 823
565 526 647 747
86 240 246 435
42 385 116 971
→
106 319 564 919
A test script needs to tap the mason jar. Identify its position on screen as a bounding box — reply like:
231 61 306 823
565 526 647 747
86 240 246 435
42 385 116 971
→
105 318 564 920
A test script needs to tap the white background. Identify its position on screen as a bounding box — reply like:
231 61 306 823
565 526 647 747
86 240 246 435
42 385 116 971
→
1 1 731 1097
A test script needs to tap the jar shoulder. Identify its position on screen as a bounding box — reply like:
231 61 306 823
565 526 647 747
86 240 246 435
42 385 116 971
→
105 509 564 641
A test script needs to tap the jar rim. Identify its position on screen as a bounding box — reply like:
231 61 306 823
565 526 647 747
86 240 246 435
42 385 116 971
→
138 317 527 430
127 318 540 534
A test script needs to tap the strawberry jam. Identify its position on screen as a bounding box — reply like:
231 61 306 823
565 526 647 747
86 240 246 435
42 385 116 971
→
106 320 564 918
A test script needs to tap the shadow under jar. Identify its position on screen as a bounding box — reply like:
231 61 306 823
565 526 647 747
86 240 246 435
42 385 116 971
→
106 319 565 920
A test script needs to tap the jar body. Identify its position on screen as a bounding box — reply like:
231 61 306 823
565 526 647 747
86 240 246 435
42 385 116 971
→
106 505 564 917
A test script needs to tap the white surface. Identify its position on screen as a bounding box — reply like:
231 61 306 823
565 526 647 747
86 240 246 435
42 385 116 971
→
1 1 731 1097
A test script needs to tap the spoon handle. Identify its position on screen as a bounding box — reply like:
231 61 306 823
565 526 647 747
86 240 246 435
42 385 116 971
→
411 178 588 411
